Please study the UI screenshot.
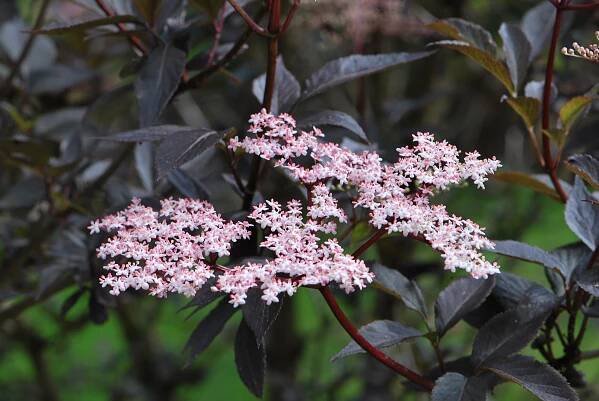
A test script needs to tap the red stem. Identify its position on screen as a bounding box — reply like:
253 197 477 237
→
226 0 271 37
319 287 434 391
541 4 568 203
351 229 386 258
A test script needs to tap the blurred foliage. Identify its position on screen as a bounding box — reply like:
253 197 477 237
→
1 0 599 400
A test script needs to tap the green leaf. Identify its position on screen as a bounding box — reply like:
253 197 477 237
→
428 18 497 54
35 15 144 35
430 40 514 93
559 96 592 131
567 154 599 189
331 320 421 361
301 51 435 101
485 355 578 401
542 128 567 149
504 96 540 130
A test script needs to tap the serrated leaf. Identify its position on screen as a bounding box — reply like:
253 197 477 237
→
431 40 514 93
567 154 599 190
185 298 236 361
301 51 435 101
155 129 221 177
499 23 531 92
485 355 578 401
550 243 592 284
234 318 266 397
331 320 421 361
35 15 144 34
492 171 561 200
521 2 556 61
297 110 368 143
168 168 211 199
371 264 427 318
574 267 599 296
490 240 562 271
565 177 599 250
493 272 559 311
431 372 489 401
252 56 300 114
471 306 550 368
503 96 540 130
429 18 497 54
135 42 186 127
435 276 495 336
560 96 592 131
242 288 284 347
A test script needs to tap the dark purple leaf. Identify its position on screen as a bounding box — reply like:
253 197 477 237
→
565 177 599 250
252 56 300 114
297 110 369 144
168 168 211 200
485 355 578 401
471 306 549 368
435 276 495 336
372 264 427 318
567 154 599 190
431 372 489 401
302 51 435 101
234 318 266 397
521 2 556 61
135 42 186 127
35 15 143 35
499 23 531 91
185 298 237 361
242 288 284 347
331 320 421 361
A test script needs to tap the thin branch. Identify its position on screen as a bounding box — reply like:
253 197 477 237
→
280 0 301 34
351 229 386 258
226 0 272 37
319 287 434 391
541 7 568 202
0 0 50 96
581 349 599 360
94 0 147 54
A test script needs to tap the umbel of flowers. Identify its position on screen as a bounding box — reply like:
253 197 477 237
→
90 110 501 306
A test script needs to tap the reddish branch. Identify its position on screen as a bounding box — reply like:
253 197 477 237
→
0 0 50 96
94 0 147 54
541 2 568 203
319 287 434 391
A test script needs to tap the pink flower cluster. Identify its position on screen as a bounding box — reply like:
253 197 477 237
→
91 109 501 306
213 193 372 306
89 198 251 297
229 109 501 279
